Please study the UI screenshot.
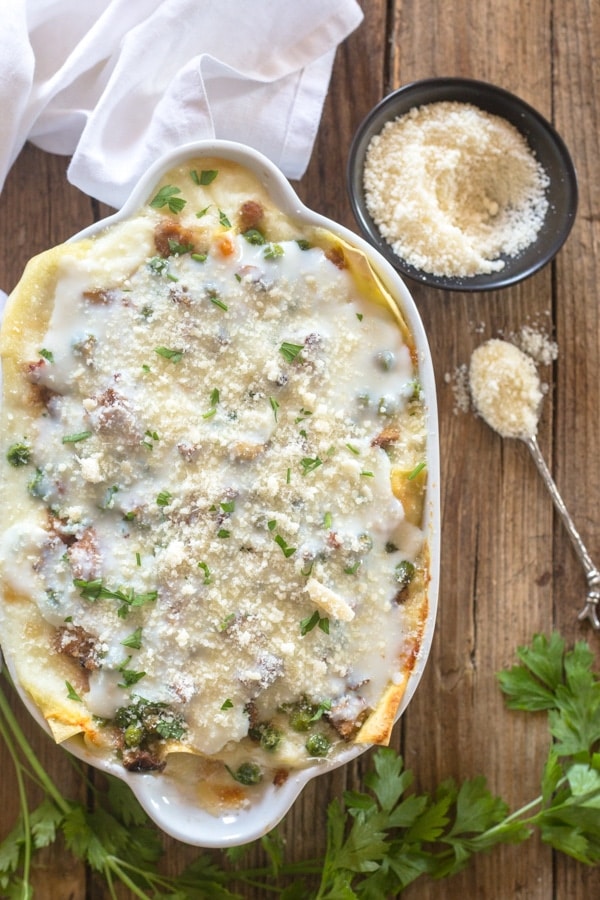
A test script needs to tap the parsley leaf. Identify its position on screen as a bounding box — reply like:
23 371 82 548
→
279 341 304 363
149 184 187 214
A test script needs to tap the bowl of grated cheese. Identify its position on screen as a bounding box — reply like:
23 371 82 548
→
347 78 578 291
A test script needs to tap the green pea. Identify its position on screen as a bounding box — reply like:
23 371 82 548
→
305 733 331 757
230 762 263 785
123 724 143 748
395 560 415 589
7 442 31 467
376 350 395 371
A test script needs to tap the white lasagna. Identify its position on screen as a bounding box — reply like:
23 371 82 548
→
0 157 431 811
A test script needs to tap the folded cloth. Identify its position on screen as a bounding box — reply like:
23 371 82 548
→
0 0 363 208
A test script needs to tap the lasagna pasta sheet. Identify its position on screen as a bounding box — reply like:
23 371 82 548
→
0 157 430 809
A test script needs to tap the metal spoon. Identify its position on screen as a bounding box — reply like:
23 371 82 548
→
523 435 600 629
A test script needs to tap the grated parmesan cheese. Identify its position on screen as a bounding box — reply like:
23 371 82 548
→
363 101 549 278
469 339 543 438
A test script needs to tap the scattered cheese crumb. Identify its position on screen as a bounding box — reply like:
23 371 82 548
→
305 578 355 622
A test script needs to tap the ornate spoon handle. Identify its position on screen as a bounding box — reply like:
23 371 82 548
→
523 436 600 630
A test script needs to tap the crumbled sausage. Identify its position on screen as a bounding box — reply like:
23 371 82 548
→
67 527 102 581
325 246 347 269
83 289 122 304
238 200 264 233
154 220 196 257
54 624 102 670
122 749 166 772
87 387 142 444
372 426 401 447
177 441 200 462
327 696 369 740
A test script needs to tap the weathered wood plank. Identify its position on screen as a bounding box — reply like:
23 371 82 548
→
1 2 599 898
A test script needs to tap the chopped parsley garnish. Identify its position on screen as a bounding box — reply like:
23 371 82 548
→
196 169 218 185
209 294 228 311
217 528 231 539
7 442 31 467
38 348 54 363
323 511 332 529
167 238 193 256
356 312 364 321
346 443 360 455
300 610 330 636
218 209 231 228
197 561 212 585
62 431 92 444
344 560 362 575
361 471 375 478
149 184 186 214
100 484 119 509
74 579 157 618
65 681 82 703
270 397 280 421
218 613 235 632
154 346 184 363
121 627 143 650
117 658 146 688
279 341 304 363
156 491 172 507
274 534 296 558
295 407 312 423
408 461 426 480
267 519 277 532
264 243 284 259
202 407 217 419
196 205 211 218
300 456 323 475
309 699 332 722
147 256 169 275
142 429 160 451
243 228 266 245
221 699 234 710
296 239 312 250
210 387 220 406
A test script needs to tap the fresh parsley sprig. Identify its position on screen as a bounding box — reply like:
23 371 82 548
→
1 631 599 897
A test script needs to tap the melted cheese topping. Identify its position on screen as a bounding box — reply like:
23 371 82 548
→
0 158 430 801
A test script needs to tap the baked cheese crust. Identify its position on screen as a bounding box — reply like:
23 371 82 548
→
0 157 431 811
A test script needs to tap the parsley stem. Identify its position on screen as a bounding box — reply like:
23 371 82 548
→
0 677 70 815
0 697 33 893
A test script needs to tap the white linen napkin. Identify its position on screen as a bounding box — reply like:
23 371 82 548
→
0 0 363 209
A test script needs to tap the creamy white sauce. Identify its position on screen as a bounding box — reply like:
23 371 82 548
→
0 204 428 770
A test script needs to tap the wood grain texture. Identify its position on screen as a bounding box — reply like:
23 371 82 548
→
1 1 599 898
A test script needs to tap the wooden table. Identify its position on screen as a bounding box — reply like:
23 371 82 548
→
1 1 599 897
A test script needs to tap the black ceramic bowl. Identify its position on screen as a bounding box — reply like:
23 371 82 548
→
347 78 578 291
